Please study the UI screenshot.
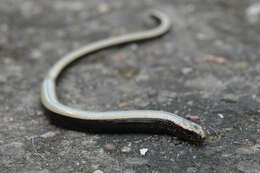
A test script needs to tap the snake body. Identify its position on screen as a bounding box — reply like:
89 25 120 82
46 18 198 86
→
41 10 206 141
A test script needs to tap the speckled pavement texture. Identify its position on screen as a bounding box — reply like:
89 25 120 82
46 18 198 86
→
1 0 260 172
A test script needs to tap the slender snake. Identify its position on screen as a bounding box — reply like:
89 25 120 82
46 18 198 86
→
41 10 206 141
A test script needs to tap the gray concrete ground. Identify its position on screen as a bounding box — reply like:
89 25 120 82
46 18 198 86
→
1 0 260 172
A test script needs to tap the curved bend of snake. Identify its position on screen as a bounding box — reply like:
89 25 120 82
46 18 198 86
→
41 10 206 141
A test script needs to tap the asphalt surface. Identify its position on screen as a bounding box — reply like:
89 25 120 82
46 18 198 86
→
1 0 260 172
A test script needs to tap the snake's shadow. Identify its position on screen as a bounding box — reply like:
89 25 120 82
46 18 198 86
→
42 106 204 145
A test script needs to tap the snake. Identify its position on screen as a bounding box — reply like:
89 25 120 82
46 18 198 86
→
41 10 206 141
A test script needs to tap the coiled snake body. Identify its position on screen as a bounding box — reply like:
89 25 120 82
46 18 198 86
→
41 10 206 141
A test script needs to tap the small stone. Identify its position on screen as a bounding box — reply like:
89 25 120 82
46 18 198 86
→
196 33 209 41
31 49 42 59
118 103 130 108
185 114 200 121
217 114 224 119
103 143 116 151
187 101 193 105
93 170 104 173
140 148 148 156
40 131 57 138
121 146 131 153
221 94 239 103
181 67 193 75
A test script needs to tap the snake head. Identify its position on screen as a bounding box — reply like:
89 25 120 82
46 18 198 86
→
163 113 206 143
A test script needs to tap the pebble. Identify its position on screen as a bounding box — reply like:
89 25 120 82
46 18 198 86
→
217 113 224 119
30 49 42 59
103 143 116 151
121 146 131 153
187 101 193 106
181 67 193 75
221 94 239 103
40 131 57 138
140 148 148 156
185 114 200 121
118 103 130 108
